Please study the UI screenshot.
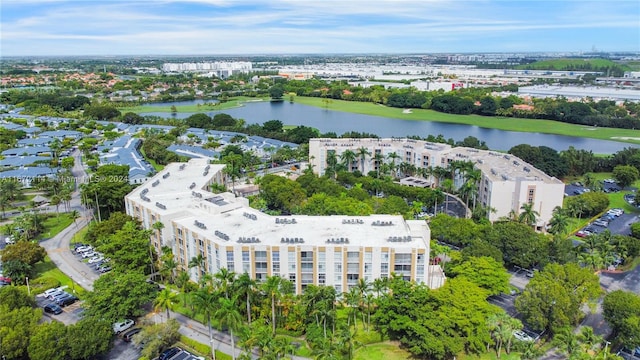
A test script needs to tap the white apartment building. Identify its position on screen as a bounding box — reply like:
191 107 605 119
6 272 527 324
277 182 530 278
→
162 62 252 77
125 159 445 294
308 138 565 228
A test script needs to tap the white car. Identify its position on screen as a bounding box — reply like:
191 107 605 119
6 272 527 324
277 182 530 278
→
513 330 533 342
88 256 104 264
82 251 97 259
113 319 134 334
43 287 65 298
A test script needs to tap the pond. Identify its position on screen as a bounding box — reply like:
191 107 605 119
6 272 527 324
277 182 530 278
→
141 100 637 153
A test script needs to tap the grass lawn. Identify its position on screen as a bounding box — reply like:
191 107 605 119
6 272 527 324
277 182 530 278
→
36 213 74 241
120 96 269 114
70 226 89 245
457 351 522 360
291 96 640 146
353 342 412 360
138 145 164 172
179 335 231 360
32 256 87 297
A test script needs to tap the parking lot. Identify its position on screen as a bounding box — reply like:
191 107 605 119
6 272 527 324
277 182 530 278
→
36 289 85 325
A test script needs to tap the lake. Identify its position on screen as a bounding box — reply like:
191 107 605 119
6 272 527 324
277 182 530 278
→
141 100 637 153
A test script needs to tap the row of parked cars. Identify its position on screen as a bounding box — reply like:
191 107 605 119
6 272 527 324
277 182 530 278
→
159 347 205 360
73 243 111 273
42 286 79 313
575 208 624 238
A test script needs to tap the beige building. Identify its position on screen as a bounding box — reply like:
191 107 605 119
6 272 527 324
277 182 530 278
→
125 158 445 294
309 138 565 228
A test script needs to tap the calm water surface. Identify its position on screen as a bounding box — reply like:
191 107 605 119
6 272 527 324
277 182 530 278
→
142 100 637 153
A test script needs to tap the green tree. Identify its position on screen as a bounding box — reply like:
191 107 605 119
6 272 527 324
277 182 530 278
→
66 317 113 360
2 259 34 285
548 207 570 235
154 288 179 320
612 165 639 188
191 287 219 360
518 202 540 227
0 305 42 359
0 241 47 266
449 256 510 296
0 285 35 310
234 272 257 324
28 321 68 360
603 290 640 347
85 271 156 322
98 221 153 273
263 275 285 335
134 319 181 360
515 263 601 334
215 297 244 360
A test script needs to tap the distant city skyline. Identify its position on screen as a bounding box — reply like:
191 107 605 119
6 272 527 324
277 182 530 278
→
1 0 639 57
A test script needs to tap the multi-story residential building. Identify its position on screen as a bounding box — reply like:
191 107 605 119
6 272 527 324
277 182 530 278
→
308 138 565 228
125 158 445 294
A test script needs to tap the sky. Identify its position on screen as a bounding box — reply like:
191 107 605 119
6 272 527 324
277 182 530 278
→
1 0 639 57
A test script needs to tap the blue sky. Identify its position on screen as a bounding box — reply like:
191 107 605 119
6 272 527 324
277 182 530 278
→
1 0 639 56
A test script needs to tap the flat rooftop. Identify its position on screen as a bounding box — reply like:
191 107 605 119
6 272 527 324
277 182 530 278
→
129 159 428 249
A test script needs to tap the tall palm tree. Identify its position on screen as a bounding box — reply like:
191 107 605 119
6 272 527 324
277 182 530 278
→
175 270 192 307
215 297 244 360
189 254 205 282
50 195 61 222
386 152 400 177
263 275 284 335
325 151 338 179
340 150 357 172
548 207 570 235
372 278 388 298
553 327 580 356
356 147 371 174
518 203 540 227
372 152 384 177
233 272 256 325
214 268 236 299
154 288 178 320
192 287 219 360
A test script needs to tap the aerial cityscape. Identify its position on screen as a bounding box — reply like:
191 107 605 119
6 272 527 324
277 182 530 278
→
1 1 640 360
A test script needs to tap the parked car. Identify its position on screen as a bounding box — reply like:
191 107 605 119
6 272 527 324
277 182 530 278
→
82 251 97 259
513 330 534 342
43 287 65 298
88 256 104 264
159 347 181 360
57 295 78 307
121 328 142 342
43 303 63 315
113 319 135 334
98 265 112 273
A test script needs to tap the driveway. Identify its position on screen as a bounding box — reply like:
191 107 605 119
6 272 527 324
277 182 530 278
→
600 264 640 294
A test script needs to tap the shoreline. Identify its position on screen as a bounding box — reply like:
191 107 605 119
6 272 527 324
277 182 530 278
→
120 96 640 147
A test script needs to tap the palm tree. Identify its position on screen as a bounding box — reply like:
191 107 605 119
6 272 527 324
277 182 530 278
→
518 203 540 227
214 267 236 299
154 288 178 320
345 288 360 328
340 150 357 172
372 152 384 177
548 207 570 235
263 275 284 335
325 151 338 179
553 327 580 356
70 209 80 227
175 270 192 307
372 278 388 298
577 326 602 353
234 273 257 325
386 152 400 177
215 297 244 360
192 287 219 360
356 147 371 174
50 195 61 223
487 312 522 357
189 254 205 282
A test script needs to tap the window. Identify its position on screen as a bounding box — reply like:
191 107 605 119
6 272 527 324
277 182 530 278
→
318 273 326 285
255 251 267 261
242 251 250 262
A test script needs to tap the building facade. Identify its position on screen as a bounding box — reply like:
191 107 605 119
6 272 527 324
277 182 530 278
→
308 138 565 228
125 159 445 294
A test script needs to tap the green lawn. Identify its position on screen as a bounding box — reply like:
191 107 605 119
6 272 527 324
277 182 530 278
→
179 335 231 360
32 256 87 297
70 226 89 245
36 213 75 241
138 145 164 172
354 342 412 360
120 96 269 114
291 96 640 146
